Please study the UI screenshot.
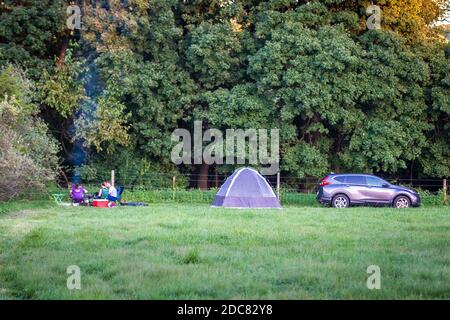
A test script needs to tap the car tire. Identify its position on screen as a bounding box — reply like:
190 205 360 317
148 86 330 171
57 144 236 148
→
393 195 411 209
332 194 350 208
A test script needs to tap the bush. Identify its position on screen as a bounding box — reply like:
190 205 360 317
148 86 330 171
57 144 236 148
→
0 67 59 201
420 189 449 206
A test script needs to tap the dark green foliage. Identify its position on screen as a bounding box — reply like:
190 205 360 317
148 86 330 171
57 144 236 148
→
184 21 245 89
0 0 66 77
0 0 448 186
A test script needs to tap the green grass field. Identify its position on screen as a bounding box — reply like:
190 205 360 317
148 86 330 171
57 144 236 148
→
0 202 449 299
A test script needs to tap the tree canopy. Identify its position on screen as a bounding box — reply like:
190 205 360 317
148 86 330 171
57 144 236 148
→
0 0 449 191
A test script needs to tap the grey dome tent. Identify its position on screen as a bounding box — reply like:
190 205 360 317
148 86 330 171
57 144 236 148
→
211 167 282 209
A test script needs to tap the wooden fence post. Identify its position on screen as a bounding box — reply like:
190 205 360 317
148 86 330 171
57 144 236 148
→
444 179 448 205
111 170 115 187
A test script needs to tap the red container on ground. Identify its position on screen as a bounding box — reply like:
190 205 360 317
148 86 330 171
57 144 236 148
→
93 199 109 208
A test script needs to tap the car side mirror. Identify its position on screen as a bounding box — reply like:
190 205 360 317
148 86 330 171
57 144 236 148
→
382 183 390 188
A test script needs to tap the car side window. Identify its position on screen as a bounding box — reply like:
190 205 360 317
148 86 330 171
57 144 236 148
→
366 176 385 187
346 175 366 185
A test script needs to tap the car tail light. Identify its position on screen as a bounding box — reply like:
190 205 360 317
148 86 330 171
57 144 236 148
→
320 176 331 186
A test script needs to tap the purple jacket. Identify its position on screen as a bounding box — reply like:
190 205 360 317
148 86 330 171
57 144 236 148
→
71 187 86 201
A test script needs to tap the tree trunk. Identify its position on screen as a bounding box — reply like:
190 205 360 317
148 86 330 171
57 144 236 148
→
56 37 69 66
59 168 70 188
197 162 209 190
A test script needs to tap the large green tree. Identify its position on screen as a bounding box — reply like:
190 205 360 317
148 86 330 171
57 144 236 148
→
1 0 448 189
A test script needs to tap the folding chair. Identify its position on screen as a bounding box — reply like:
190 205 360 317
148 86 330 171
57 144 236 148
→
117 186 125 202
52 193 65 205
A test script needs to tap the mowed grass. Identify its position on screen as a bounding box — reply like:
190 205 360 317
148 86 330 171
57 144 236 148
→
0 203 449 299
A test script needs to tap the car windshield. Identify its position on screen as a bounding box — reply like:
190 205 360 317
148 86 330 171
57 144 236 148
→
366 176 388 187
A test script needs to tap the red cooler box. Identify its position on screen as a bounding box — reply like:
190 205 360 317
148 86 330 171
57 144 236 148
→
93 199 109 208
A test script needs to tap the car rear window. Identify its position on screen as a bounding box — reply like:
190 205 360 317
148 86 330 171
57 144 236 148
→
334 176 346 183
346 175 366 185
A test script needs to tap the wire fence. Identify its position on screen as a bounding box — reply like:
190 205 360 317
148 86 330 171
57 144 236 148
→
63 170 450 192
15 171 450 206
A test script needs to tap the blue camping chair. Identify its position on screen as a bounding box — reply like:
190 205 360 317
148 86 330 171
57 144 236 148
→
117 186 124 202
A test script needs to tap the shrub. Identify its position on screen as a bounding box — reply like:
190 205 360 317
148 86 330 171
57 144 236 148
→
0 67 59 201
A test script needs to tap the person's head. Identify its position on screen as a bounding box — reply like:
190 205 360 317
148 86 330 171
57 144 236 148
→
105 182 111 188
75 184 80 189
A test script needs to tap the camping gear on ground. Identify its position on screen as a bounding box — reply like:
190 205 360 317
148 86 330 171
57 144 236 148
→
52 193 65 205
93 199 109 208
120 202 148 207
67 183 126 208
212 167 282 209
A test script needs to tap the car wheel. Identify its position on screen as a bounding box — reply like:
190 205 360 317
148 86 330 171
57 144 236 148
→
394 196 410 209
332 194 350 208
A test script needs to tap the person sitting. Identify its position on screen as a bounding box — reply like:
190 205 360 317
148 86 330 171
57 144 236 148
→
106 182 118 208
96 182 109 200
70 184 88 205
